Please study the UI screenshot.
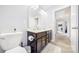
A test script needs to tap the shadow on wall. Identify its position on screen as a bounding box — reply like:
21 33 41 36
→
0 46 5 53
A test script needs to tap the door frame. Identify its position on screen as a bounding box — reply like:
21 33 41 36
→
52 5 79 53
52 5 71 42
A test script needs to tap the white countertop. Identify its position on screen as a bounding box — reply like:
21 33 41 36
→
27 27 52 33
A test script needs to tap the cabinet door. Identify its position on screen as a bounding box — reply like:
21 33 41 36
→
31 41 37 53
41 37 46 48
37 38 42 53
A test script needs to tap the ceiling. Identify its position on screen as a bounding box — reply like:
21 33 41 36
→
39 5 63 12
29 5 65 17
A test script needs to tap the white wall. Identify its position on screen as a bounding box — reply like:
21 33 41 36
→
71 6 78 52
0 5 27 33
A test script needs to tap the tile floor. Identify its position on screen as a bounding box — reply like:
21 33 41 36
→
41 33 73 53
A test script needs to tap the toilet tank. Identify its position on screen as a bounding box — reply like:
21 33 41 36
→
0 32 23 51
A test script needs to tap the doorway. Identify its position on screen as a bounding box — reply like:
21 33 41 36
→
54 6 73 52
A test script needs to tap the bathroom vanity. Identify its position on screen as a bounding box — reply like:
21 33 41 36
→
27 28 52 53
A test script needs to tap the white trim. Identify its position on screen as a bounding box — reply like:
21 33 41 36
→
70 6 78 52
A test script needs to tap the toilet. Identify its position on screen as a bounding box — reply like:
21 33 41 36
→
0 32 28 53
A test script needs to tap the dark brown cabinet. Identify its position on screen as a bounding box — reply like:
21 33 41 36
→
37 38 42 52
27 30 52 53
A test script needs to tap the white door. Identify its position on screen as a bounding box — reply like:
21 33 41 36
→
71 6 78 52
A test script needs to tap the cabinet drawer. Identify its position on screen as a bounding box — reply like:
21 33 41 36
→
37 32 47 38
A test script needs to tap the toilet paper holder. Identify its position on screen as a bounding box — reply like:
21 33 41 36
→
28 36 34 41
